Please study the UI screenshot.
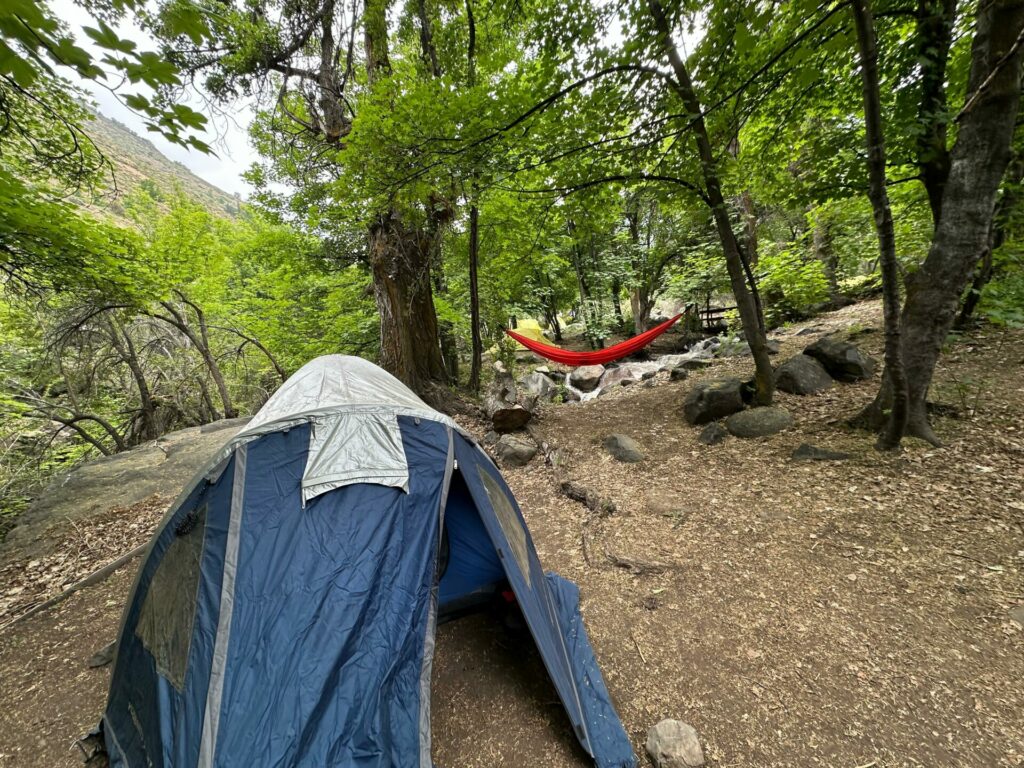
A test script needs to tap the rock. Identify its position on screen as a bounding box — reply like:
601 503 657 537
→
1009 605 1024 628
547 370 566 383
485 370 536 432
725 406 794 438
600 366 641 389
646 719 705 768
683 378 745 425
766 339 781 355
603 434 644 463
697 422 729 445
620 378 635 386
717 337 751 357
519 372 558 402
1 417 252 560
483 431 500 446
641 370 657 381
534 365 551 374
793 326 822 336
569 364 605 392
791 443 850 461
562 388 581 403
774 354 834 395
670 366 689 382
679 358 713 371
804 337 877 382
495 434 538 468
87 641 116 668
514 349 541 363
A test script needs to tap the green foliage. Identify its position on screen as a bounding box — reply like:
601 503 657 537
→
758 244 830 324
0 0 211 151
978 245 1024 327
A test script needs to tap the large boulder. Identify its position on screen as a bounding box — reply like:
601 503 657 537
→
804 337 877 382
569 364 605 392
603 433 644 463
683 378 745 425
725 406 794 438
485 369 536 432
774 354 834 395
495 434 538 468
519 372 559 402
646 720 705 768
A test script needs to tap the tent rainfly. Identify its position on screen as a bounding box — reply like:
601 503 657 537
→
96 355 636 768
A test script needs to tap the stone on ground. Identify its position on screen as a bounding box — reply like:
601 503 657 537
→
791 443 850 461
1009 605 1024 628
646 719 705 768
774 354 834 395
683 378 745 425
725 406 794 438
485 368 536 432
670 365 689 381
697 422 729 446
804 336 877 382
679 358 713 371
569 364 605 392
519 371 558 401
603 433 644 463
495 434 538 468
600 365 642 389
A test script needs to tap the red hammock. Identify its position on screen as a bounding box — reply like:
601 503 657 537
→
505 314 683 367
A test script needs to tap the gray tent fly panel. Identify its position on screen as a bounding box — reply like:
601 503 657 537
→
100 355 636 768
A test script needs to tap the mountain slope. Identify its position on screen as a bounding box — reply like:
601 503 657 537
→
85 111 241 218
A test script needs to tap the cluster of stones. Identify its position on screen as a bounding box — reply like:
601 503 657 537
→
682 336 876 446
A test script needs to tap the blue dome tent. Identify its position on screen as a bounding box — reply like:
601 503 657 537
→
98 355 636 768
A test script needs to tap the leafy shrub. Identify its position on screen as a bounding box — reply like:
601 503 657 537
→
758 245 829 324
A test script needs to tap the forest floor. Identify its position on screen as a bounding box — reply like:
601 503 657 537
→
1 299 1023 767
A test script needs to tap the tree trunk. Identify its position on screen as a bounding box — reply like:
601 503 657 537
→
369 211 449 396
851 0 909 450
153 299 237 420
364 0 449 400
107 316 160 443
956 149 1023 326
468 202 483 392
647 0 774 404
812 211 842 305
611 276 625 329
915 0 958 224
857 0 1024 444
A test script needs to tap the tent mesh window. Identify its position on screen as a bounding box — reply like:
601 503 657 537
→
477 467 531 587
135 503 207 690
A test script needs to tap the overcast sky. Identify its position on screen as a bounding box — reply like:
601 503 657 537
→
51 0 257 197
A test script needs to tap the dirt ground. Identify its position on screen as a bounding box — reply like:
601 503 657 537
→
2 300 1023 767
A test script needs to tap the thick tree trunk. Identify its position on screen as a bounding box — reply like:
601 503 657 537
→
956 150 1023 326
648 0 774 404
852 0 909 450
857 0 1024 444
369 211 449 396
629 288 654 334
468 203 483 392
